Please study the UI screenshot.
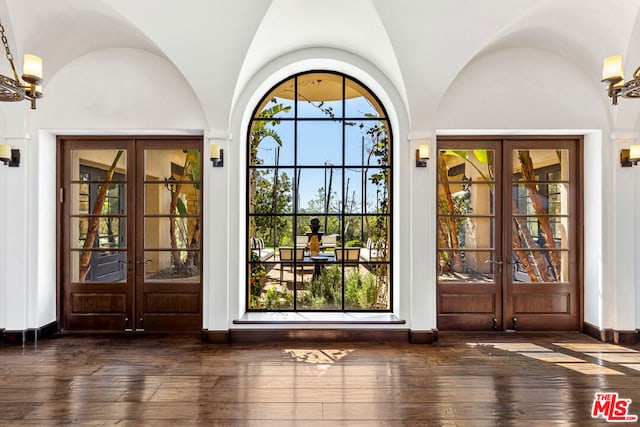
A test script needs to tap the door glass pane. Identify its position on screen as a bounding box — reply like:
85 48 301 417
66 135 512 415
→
144 149 201 182
72 217 126 249
71 183 127 215
438 183 494 216
440 149 495 182
144 148 202 285
70 150 127 181
512 149 569 180
512 183 569 216
511 148 570 283
144 217 200 250
511 250 570 283
438 217 494 249
70 250 126 283
437 250 496 283
144 251 200 283
144 183 201 216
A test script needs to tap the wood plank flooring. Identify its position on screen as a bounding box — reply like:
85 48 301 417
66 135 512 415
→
1 332 639 425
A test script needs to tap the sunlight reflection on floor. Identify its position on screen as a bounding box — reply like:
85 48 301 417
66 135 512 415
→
284 349 354 364
467 342 640 376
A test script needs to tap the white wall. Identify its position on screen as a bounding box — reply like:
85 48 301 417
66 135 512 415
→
0 24 637 336
0 47 208 331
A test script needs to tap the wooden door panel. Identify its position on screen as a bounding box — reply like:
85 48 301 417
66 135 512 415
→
59 137 203 333
436 140 502 331
436 136 580 332
503 139 579 331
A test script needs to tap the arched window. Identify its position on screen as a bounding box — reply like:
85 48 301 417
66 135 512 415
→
247 71 392 312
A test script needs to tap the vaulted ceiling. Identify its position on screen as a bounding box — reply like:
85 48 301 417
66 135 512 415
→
3 0 640 131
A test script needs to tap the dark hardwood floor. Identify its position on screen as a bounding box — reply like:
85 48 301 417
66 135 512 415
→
1 332 639 425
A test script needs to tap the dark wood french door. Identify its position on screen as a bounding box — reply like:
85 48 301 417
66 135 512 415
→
436 136 581 331
58 136 203 333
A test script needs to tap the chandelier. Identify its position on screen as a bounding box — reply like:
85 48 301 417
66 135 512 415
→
0 19 43 109
601 55 640 105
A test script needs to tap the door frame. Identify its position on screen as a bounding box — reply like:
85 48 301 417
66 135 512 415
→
56 135 204 333
435 135 583 332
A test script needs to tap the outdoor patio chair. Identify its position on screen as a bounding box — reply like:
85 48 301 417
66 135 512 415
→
279 246 305 283
296 236 308 249
321 234 337 250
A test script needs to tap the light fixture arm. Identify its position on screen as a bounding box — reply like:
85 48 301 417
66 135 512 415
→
0 19 43 109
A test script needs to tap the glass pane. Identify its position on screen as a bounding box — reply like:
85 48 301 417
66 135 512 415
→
341 215 363 245
297 168 342 213
144 217 200 250
322 216 342 240
361 220 390 262
297 72 343 118
255 78 295 118
512 216 569 249
248 258 289 310
512 149 569 181
438 217 494 250
438 183 494 216
144 149 201 182
250 168 294 215
72 217 126 249
249 120 294 166
511 250 569 283
298 120 342 166
70 250 127 283
437 250 495 283
345 78 384 118
512 183 569 216
301 263 343 310
71 183 127 215
294 216 338 243
439 149 495 183
342 266 384 310
144 250 200 283
345 120 389 166
345 120 390 166
364 168 390 213
71 149 126 181
145 183 201 215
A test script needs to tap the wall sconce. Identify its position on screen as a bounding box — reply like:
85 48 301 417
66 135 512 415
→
620 144 640 167
0 143 20 167
210 143 223 167
416 144 429 167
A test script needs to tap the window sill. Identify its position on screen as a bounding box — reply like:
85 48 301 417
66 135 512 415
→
233 312 405 325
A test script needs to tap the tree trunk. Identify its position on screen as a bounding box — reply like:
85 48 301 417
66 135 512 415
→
78 150 124 282
438 154 464 271
168 180 184 270
517 150 560 280
512 208 546 281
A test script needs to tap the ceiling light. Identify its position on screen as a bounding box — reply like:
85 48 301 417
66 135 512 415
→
601 55 640 105
0 19 43 109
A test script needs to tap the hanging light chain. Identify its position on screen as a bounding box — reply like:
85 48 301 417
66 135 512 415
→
0 20 20 82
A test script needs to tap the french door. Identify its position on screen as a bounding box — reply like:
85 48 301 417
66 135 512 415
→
58 136 203 332
436 136 581 331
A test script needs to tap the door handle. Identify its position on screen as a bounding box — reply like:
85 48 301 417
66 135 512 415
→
485 258 503 273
